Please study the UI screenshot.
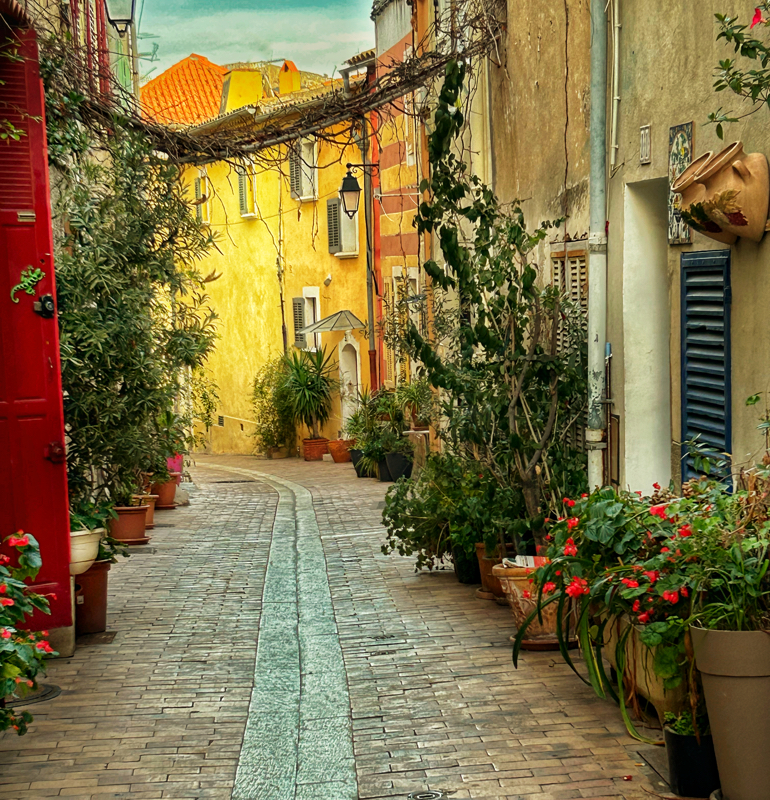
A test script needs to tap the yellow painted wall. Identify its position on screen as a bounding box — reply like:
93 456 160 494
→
188 133 371 455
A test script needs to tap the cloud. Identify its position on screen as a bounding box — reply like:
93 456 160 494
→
140 5 374 78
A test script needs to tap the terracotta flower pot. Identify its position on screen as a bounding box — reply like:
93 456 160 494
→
108 505 149 545
691 627 770 800
151 473 181 509
475 542 505 601
328 439 353 463
695 141 770 243
492 563 575 650
75 560 111 635
133 494 159 529
303 437 329 461
672 150 737 245
69 528 104 576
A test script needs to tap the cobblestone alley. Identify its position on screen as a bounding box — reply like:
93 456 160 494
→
0 457 663 800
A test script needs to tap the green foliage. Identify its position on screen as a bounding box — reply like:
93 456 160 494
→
390 60 587 549
395 378 434 427
53 129 218 506
282 347 338 440
252 356 296 452
664 711 710 737
0 533 57 736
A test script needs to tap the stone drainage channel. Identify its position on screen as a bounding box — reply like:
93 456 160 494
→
211 464 357 800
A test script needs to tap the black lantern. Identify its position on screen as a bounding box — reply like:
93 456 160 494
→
339 166 362 219
104 0 136 33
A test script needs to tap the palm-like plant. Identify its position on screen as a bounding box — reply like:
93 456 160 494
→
282 347 338 440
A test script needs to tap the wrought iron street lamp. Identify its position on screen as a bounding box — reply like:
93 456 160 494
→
104 0 136 34
339 163 377 219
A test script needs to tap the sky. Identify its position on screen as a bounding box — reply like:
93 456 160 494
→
138 0 376 81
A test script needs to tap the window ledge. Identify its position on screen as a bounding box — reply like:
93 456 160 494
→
241 212 258 219
334 251 359 260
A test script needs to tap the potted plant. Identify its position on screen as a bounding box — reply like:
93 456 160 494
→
663 712 720 798
282 347 338 461
253 356 296 458
69 504 109 576
0 532 58 736
75 535 128 636
383 430 414 482
344 389 378 476
396 378 433 431
108 484 150 545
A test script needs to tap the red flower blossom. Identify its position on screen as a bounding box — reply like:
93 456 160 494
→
542 582 557 595
566 517 580 531
752 7 765 27
563 497 576 508
555 570 561 576
0 598 14 607
644 570 659 584
563 537 578 557
634 490 642 497
653 482 661 491
565 577 589 598
638 611 652 624
7 535 29 547
681 586 689 598
581 493 588 499
621 578 639 588
662 590 680 604
632 600 641 612
660 547 670 553
522 590 532 599
649 505 667 519
0 584 6 594
678 524 693 538
0 629 10 640
0 555 9 565
35 641 54 653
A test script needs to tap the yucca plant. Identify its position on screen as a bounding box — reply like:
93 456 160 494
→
282 347 339 440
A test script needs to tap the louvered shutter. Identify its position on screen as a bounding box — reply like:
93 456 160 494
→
292 297 306 348
194 178 202 222
237 167 248 215
552 256 565 292
681 250 731 481
327 199 341 253
289 148 301 198
569 255 588 311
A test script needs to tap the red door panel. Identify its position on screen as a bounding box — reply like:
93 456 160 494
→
0 24 72 629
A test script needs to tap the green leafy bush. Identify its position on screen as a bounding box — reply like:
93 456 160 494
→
282 347 338 440
252 356 296 453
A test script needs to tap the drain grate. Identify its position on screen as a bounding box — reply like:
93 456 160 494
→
6 683 61 707
212 479 256 484
407 793 447 800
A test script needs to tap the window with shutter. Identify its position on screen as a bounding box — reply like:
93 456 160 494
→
383 281 396 384
289 147 301 198
327 199 341 253
237 166 248 216
681 250 731 481
292 297 306 348
301 140 316 199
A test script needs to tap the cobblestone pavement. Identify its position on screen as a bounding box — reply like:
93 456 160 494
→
0 455 662 800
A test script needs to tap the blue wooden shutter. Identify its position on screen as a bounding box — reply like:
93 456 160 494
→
680 250 731 481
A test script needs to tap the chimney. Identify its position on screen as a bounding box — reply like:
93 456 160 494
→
278 60 301 95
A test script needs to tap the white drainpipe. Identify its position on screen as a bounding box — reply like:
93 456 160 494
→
610 0 622 171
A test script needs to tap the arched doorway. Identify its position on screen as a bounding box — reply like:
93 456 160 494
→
339 341 359 428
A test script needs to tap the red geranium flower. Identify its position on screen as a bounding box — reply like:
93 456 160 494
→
35 641 54 653
522 590 531 600
752 7 765 28
566 517 580 531
565 577 589 598
632 600 641 612
649 505 667 519
563 497 576 508
542 582 557 595
653 482 661 491
7 535 29 547
0 598 14 607
660 547 670 553
0 555 9 565
621 578 639 588
563 537 578 557
678 524 692 538
581 493 588 499
662 590 680 604
638 611 652 624
0 629 10 640
681 586 689 597
644 570 659 584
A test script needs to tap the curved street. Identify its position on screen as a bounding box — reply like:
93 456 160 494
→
0 457 658 800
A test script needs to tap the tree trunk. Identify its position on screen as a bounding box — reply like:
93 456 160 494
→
521 475 546 553
311 418 320 440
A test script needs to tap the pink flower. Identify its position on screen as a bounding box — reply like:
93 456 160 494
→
752 7 765 28
542 582 557 595
621 578 639 588
638 611 652 624
678 524 692 538
7 535 29 547
563 537 578 557
662 590 680 604
0 629 10 640
565 577 589 598
0 598 14 607
649 505 667 519
566 517 579 531
644 570 659 584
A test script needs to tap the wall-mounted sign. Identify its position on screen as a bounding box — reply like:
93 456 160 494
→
669 122 694 245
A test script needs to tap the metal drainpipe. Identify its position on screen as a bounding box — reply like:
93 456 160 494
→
587 0 609 488
358 119 378 390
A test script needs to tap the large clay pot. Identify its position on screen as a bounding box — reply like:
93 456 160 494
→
691 627 770 800
69 528 104 576
328 439 353 463
303 437 329 461
109 505 149 545
151 473 181 509
672 150 737 245
475 542 505 601
695 141 770 243
75 560 111 635
492 563 575 650
133 494 159 529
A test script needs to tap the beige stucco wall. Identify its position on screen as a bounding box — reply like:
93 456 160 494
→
490 0 770 489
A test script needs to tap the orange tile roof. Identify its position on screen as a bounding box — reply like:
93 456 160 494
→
141 54 227 125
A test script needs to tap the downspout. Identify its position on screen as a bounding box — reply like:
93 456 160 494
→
129 22 140 103
586 0 608 488
360 118 378 390
609 0 621 171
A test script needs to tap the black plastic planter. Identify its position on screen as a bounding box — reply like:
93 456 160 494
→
452 545 481 585
350 449 367 478
378 458 393 482
664 727 720 799
385 452 413 481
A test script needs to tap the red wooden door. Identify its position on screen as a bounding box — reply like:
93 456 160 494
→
0 24 72 629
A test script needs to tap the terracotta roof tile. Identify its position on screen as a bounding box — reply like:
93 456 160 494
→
141 54 227 125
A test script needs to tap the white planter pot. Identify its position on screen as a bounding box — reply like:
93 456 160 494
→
69 528 104 576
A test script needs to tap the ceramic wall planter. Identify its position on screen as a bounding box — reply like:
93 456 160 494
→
303 437 329 461
151 473 181 509
384 452 412 481
108 505 150 545
492 563 575 650
75 559 111 635
664 726 720 799
328 439 353 463
69 528 104 576
691 627 770 800
673 141 769 243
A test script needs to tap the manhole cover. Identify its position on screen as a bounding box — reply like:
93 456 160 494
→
407 793 446 800
5 683 61 707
